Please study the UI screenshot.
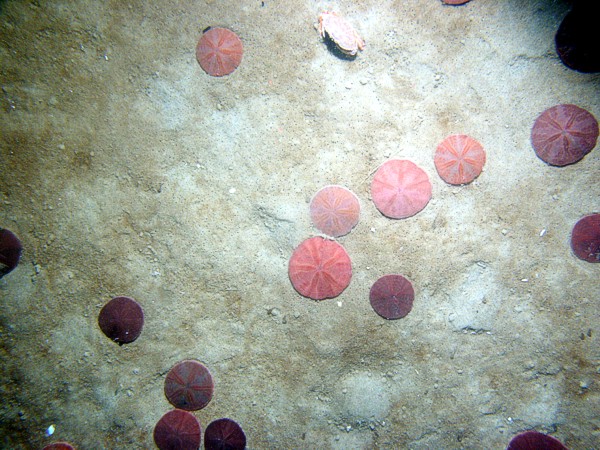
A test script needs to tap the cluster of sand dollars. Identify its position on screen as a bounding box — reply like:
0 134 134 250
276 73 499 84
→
288 180 419 320
286 130 489 320
286 98 600 318
97 299 247 449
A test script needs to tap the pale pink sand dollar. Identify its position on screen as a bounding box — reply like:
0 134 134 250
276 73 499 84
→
370 160 432 219
288 237 352 300
434 134 486 185
310 185 360 237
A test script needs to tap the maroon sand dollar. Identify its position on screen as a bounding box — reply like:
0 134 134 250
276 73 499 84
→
571 213 600 263
371 159 432 219
506 430 567 450
369 275 415 320
531 104 599 166
434 134 486 185
310 185 360 237
98 296 144 345
288 236 352 300
165 360 214 411
204 418 247 450
442 0 471 4
41 444 75 450
0 228 23 279
153 409 202 450
196 27 243 77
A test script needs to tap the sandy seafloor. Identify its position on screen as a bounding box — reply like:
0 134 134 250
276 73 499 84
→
0 0 599 448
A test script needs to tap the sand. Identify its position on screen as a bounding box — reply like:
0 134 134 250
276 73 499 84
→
0 0 598 448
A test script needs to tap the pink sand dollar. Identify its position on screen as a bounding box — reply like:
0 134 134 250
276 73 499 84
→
434 134 486 185
310 185 360 237
288 237 352 300
196 27 243 77
371 160 432 219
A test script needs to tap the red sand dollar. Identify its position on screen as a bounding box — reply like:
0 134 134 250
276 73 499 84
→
371 159 432 219
153 409 202 450
369 274 415 320
164 360 214 411
434 134 486 185
531 104 599 166
571 213 600 263
442 0 471 4
288 237 352 300
196 27 243 77
310 185 360 237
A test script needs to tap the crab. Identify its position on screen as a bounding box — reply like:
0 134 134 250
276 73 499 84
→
318 11 365 56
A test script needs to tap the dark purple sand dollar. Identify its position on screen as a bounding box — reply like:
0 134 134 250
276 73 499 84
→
153 409 202 450
369 274 414 320
506 430 567 450
98 296 144 344
571 213 600 263
555 4 600 73
0 228 23 279
164 360 214 411
204 418 247 450
531 104 598 166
